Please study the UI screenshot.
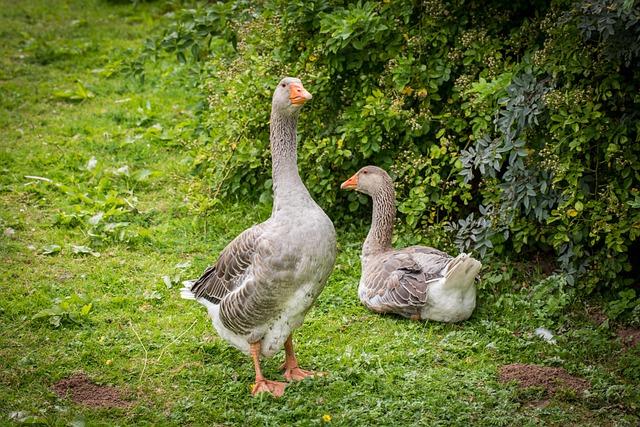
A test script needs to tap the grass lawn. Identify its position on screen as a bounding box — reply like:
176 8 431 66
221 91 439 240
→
1 1 638 425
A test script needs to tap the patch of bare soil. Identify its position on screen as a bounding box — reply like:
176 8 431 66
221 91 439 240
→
499 364 590 396
523 398 551 409
617 327 640 349
532 253 557 276
585 306 608 325
52 373 131 408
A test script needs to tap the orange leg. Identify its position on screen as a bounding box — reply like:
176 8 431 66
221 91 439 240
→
250 342 286 397
280 335 322 382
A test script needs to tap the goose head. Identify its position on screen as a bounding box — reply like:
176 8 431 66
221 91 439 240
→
340 165 393 197
272 77 312 116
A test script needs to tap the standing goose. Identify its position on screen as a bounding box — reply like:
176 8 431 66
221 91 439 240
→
341 166 481 322
182 78 337 397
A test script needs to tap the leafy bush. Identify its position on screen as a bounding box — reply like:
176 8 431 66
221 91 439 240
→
141 0 639 314
456 0 640 296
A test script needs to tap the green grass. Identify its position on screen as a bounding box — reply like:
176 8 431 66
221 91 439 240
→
1 1 638 425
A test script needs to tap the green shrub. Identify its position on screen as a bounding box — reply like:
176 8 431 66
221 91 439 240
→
141 0 640 314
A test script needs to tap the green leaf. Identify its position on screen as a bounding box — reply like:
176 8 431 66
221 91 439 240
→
80 303 92 316
88 212 104 225
162 275 173 289
134 169 152 181
144 290 163 301
41 244 61 255
33 307 61 319
71 245 101 257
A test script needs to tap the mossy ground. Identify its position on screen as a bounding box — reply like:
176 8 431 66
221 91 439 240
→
1 1 638 425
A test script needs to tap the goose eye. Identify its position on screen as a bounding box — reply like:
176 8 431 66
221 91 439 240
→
281 83 286 88
362 170 368 174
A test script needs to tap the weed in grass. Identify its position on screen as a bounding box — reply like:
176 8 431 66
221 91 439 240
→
32 293 93 328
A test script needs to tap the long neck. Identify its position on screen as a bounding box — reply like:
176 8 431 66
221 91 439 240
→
363 184 396 256
270 110 306 203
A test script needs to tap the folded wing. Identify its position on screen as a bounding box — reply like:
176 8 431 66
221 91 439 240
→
191 224 265 304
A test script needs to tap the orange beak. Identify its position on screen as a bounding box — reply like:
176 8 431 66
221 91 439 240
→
289 83 312 105
340 173 358 190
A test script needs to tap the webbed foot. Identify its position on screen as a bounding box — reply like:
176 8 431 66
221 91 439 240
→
251 379 286 397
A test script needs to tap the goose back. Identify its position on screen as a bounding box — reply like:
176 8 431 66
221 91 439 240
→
360 246 450 318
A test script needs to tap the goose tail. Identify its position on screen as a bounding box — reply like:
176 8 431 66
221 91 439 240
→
180 279 197 300
443 253 482 290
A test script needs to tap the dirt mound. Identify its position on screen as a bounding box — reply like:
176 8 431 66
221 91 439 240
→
52 373 131 408
499 364 589 395
617 327 640 349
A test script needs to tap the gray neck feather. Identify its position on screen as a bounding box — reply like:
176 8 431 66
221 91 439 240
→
363 183 395 256
270 110 309 205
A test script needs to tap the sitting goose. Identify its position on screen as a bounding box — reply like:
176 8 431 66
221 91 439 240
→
340 166 481 322
182 78 337 397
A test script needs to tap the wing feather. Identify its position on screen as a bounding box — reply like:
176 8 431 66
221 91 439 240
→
191 224 264 304
363 248 451 317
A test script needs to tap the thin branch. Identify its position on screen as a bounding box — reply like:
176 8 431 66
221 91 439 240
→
129 320 148 383
211 136 240 200
156 319 198 363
